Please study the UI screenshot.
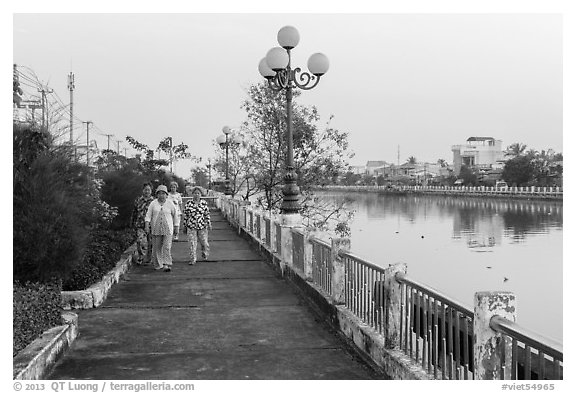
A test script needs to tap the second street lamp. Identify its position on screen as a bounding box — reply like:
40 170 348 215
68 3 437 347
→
206 158 212 190
258 25 329 215
217 126 241 196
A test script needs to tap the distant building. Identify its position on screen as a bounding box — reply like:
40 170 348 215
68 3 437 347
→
451 137 504 176
365 160 388 176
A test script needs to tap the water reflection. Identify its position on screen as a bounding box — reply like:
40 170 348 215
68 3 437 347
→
328 192 562 247
316 191 563 342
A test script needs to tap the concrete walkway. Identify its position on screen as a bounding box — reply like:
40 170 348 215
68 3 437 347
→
48 211 382 380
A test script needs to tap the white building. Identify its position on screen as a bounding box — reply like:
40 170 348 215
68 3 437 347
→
451 137 504 176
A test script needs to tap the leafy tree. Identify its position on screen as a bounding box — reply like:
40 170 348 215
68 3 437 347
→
437 158 448 167
459 165 479 186
238 82 353 211
230 82 355 234
340 171 362 186
125 135 198 174
125 136 169 173
505 142 527 157
407 156 418 164
361 174 376 186
157 136 195 173
94 149 128 171
502 155 535 186
190 167 209 189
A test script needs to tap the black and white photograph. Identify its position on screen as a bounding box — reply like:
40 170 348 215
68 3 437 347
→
7 1 572 390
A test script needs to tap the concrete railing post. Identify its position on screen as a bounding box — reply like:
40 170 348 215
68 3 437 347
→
270 215 277 254
280 214 303 274
383 263 407 349
331 237 350 304
302 230 316 281
473 291 517 380
239 204 247 230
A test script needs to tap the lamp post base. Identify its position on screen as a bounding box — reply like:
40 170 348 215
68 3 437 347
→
280 168 300 214
224 179 232 196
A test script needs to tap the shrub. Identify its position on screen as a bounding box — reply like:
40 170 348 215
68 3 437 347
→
13 281 62 357
13 126 92 283
98 167 187 229
99 169 148 229
62 228 136 291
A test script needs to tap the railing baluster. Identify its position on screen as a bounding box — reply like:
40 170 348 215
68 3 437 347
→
352 259 357 316
433 301 438 379
448 309 453 380
553 359 560 379
463 316 469 379
441 302 446 379
423 294 429 370
455 311 461 374
512 339 518 379
442 337 447 380
416 290 421 363
409 287 414 359
538 351 545 380
524 345 532 380
368 269 376 328
403 283 409 353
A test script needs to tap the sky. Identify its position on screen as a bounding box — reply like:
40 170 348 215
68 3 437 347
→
4 1 576 389
9 6 567 179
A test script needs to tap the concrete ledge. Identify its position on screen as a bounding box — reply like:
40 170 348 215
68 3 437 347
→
13 312 78 380
61 243 137 310
335 306 432 380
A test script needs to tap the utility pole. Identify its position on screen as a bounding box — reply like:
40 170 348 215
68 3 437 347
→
117 140 121 155
397 145 400 166
67 72 75 150
124 147 127 157
103 134 114 150
82 121 92 167
169 137 173 173
38 87 54 130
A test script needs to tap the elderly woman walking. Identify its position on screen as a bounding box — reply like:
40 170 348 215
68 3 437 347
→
145 185 180 272
183 186 212 265
131 182 154 264
167 181 183 241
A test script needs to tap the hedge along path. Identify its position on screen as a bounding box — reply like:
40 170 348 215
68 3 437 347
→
61 243 138 310
13 241 139 380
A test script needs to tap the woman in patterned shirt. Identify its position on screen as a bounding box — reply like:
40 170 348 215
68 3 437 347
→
145 185 180 272
130 182 154 264
183 186 212 265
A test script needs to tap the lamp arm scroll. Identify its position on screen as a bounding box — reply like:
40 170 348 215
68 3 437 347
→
292 68 320 90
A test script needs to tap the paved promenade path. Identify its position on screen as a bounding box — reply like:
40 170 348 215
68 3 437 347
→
49 211 382 380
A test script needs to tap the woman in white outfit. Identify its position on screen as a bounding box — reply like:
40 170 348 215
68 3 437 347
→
168 181 183 241
145 185 180 272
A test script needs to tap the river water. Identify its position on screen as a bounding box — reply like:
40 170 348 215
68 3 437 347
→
314 190 563 343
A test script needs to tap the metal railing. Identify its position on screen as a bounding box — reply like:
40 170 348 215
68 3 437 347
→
490 316 563 380
292 229 305 272
340 250 386 334
396 272 474 380
310 237 332 295
263 217 271 248
275 222 282 257
321 185 563 199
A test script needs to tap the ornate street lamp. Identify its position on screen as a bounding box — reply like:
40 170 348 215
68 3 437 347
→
258 25 329 214
206 158 212 190
217 126 242 195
